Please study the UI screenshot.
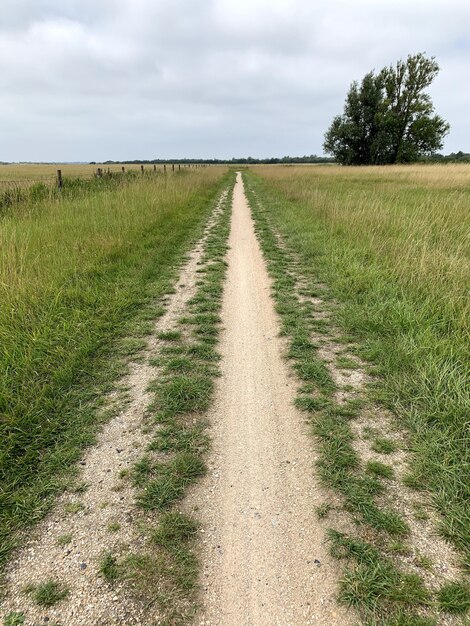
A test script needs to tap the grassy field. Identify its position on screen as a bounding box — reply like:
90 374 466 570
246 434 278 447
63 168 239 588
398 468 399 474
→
0 167 228 570
0 163 185 184
247 164 469 567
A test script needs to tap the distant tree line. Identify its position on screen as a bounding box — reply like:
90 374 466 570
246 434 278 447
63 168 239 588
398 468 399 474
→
324 53 450 165
91 155 335 165
421 151 470 163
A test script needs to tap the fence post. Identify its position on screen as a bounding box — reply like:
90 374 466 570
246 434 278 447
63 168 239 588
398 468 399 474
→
178 164 181 171
172 164 175 172
164 164 167 173
141 165 144 175
57 169 63 191
122 166 125 173
153 164 157 173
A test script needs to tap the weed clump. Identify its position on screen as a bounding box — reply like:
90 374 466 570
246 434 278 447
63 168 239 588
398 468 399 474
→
437 581 470 614
26 580 69 607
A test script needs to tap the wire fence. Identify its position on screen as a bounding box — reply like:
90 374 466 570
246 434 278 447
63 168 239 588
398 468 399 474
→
0 163 207 189
0 164 209 214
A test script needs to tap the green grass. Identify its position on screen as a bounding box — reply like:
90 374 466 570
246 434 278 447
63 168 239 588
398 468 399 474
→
371 438 399 455
57 533 73 547
437 581 470 614
26 580 69 607
362 615 436 626
152 374 214 417
157 330 182 342
0 167 228 572
99 552 122 582
137 452 206 510
63 501 84 514
336 355 358 369
4 612 25 626
366 461 394 480
315 503 332 519
245 165 470 568
329 530 430 619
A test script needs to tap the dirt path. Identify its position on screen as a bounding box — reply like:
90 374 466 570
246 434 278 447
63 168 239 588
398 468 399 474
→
191 174 352 626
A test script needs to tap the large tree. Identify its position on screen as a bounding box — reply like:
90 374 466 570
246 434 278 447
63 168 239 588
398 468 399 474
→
324 53 450 164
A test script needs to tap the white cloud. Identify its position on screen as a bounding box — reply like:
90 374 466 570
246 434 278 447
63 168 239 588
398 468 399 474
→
0 0 468 160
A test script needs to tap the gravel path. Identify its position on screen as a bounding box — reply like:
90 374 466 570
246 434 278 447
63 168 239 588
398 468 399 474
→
190 174 352 626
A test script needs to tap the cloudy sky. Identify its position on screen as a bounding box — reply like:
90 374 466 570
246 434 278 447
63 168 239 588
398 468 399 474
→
1 0 469 161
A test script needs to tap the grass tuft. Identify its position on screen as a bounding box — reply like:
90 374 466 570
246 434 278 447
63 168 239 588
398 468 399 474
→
366 461 394 480
329 530 429 616
371 438 399 455
4 613 25 626
27 580 69 607
437 581 470 614
155 374 213 416
57 533 72 547
99 552 121 582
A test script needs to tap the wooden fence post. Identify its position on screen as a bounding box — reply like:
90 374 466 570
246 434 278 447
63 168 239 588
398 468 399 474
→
172 164 175 172
122 166 125 173
141 165 144 175
178 164 181 171
57 170 63 191
153 164 157 173
164 164 167 173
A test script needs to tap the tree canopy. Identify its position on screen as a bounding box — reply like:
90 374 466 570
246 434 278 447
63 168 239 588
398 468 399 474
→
324 53 450 165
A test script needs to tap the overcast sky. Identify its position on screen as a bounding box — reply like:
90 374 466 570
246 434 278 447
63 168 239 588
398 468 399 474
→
1 0 469 161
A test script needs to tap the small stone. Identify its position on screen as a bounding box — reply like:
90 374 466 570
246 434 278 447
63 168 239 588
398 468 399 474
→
80 562 87 570
314 559 321 567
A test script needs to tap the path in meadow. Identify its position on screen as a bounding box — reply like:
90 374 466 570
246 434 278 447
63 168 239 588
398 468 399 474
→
191 174 352 626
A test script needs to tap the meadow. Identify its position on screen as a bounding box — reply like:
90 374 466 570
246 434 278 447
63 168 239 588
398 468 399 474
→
1 161 469 624
0 166 228 568
247 164 470 566
0 162 165 183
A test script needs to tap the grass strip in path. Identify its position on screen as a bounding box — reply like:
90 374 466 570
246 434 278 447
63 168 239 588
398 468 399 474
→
103 176 235 623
